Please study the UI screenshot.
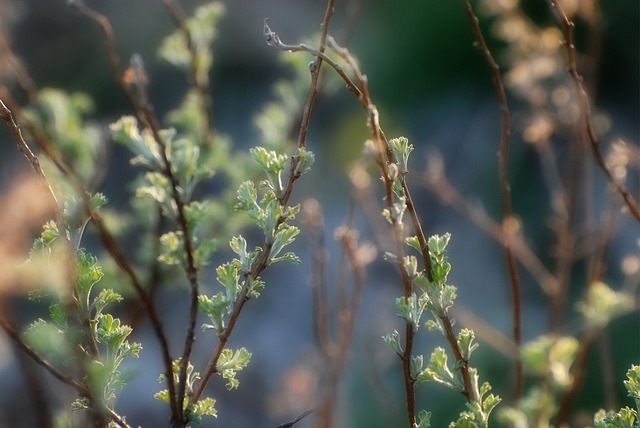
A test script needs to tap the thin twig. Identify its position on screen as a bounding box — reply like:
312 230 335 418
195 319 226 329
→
460 0 523 400
192 0 338 406
313 198 367 428
419 170 560 297
161 0 215 145
0 315 132 428
0 97 60 214
548 0 640 221
139 101 201 424
67 0 145 125
278 408 316 428
0 95 179 424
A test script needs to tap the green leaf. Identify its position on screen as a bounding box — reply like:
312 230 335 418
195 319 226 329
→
96 313 133 355
89 192 108 211
270 224 299 261
416 410 432 428
71 397 90 411
406 235 422 254
48 303 67 328
158 231 185 266
411 355 424 379
388 136 414 173
41 221 60 244
594 407 638 428
625 365 640 411
521 335 578 388
110 116 162 168
417 347 461 391
396 294 424 330
136 171 172 209
216 348 251 390
576 281 635 328
154 389 170 403
458 329 479 362
295 147 315 176
91 289 123 318
382 330 403 355
235 181 261 218
199 293 230 333
216 263 240 301
428 233 451 256
189 397 218 422
75 249 104 308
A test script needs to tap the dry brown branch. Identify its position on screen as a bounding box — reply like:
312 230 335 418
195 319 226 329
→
548 0 640 221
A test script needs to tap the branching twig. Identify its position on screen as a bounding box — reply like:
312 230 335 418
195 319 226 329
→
0 98 60 214
0 315 132 428
548 0 640 221
0 95 179 424
138 101 201 424
419 169 560 297
191 0 338 406
280 31 482 421
460 0 523 399
67 0 144 125
161 0 215 145
309 197 367 428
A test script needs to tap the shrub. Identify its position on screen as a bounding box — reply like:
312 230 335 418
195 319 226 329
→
0 0 637 427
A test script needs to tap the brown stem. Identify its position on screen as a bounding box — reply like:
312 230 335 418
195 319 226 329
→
460 0 522 400
138 101 201 425
0 98 60 216
161 0 215 145
420 172 561 297
192 0 338 406
548 0 640 221
67 0 145 125
0 315 132 428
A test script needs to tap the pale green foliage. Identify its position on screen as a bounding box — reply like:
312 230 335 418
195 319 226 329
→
380 137 499 427
216 348 252 390
388 136 414 173
158 2 225 84
577 281 636 328
521 335 578 389
382 329 403 355
25 205 140 413
155 359 217 422
449 370 501 427
499 280 632 428
24 88 101 183
415 410 432 428
593 366 640 428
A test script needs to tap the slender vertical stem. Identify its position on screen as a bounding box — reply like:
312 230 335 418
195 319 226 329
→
548 0 640 221
460 0 522 399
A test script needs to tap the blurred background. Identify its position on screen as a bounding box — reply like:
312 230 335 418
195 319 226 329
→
0 0 638 427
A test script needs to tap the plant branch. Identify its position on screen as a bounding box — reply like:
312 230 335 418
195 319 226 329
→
460 0 522 400
67 0 145 125
419 167 561 297
0 97 61 216
161 0 215 145
321 34 483 420
192 0 338 405
0 315 132 428
548 0 640 221
0 95 180 424
555 330 596 425
139 101 201 424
